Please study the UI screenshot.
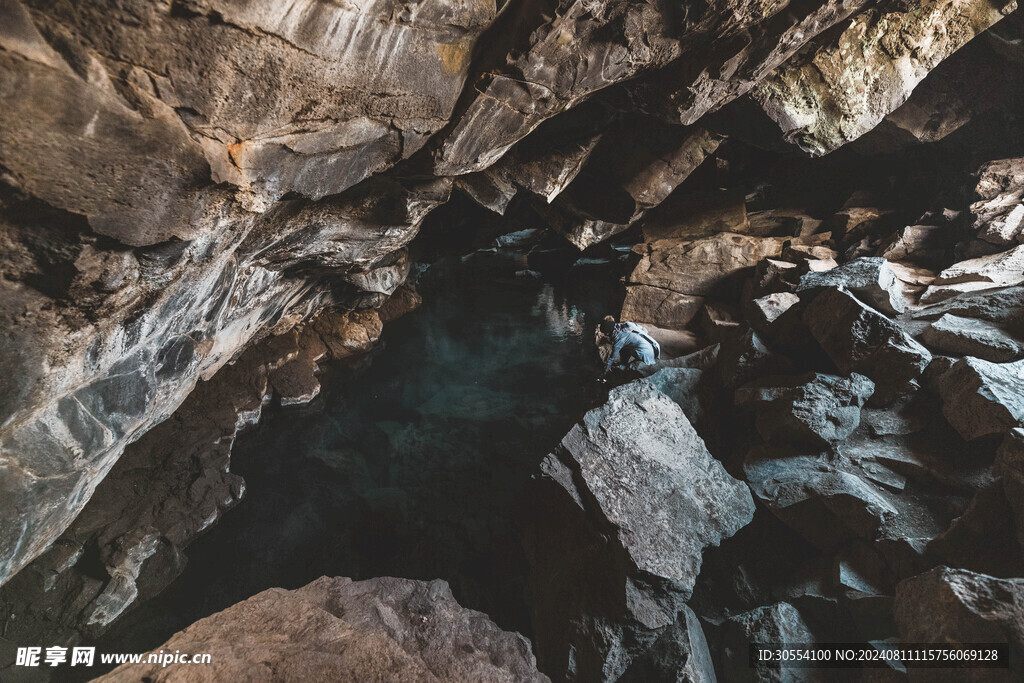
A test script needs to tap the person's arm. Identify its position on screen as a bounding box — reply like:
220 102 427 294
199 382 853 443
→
605 334 628 373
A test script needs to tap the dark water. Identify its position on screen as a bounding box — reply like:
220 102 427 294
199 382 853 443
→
96 250 621 661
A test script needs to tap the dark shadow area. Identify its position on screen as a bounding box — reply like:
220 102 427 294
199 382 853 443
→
91 249 623 674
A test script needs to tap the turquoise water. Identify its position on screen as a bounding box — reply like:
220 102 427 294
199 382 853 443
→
97 249 622 655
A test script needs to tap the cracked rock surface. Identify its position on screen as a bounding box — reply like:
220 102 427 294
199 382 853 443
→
3 0 1024 680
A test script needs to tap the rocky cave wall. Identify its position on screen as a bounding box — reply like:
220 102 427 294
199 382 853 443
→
1 0 1024 677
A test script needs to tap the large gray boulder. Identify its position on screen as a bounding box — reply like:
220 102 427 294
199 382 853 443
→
744 447 899 551
736 372 875 449
525 381 753 681
996 429 1024 555
97 576 548 682
921 313 1024 362
895 567 1024 682
936 357 1024 440
804 288 931 403
643 368 707 425
797 257 907 315
718 602 824 683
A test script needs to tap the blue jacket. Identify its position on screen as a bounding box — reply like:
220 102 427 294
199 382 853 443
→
605 323 659 372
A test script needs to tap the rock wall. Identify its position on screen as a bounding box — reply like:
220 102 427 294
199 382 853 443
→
578 152 1024 678
1 0 1021 656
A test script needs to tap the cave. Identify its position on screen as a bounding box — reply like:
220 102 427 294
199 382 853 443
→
2 1 1024 681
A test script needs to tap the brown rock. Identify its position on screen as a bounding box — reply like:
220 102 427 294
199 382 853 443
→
96 576 548 683
754 0 1016 155
623 232 794 329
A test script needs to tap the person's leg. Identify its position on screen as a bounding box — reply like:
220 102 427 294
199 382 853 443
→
636 345 656 366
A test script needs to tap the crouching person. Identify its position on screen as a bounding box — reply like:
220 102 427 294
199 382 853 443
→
599 316 660 379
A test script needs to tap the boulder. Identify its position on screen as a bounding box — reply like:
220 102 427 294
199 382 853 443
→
735 372 876 449
826 203 898 247
621 287 706 331
804 288 931 403
979 204 1024 246
911 286 1024 331
933 244 1024 287
624 233 796 328
921 314 1024 362
928 482 1024 579
630 233 790 298
697 302 743 342
642 368 706 426
750 259 802 297
96 576 548 682
935 357 1024 440
895 567 1024 682
996 428 1024 555
618 606 718 683
746 209 824 238
747 293 801 331
744 447 900 551
716 327 793 391
753 0 1016 155
552 381 754 593
877 225 948 269
971 157 1024 245
377 284 423 324
718 602 823 683
922 245 1024 303
525 380 753 680
797 257 907 315
887 261 937 289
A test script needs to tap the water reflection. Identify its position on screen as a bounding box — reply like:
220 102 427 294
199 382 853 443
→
96 250 622 660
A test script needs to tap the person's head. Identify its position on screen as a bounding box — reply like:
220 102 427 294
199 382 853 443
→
600 317 617 336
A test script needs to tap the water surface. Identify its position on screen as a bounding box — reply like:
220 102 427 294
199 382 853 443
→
97 250 621 658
